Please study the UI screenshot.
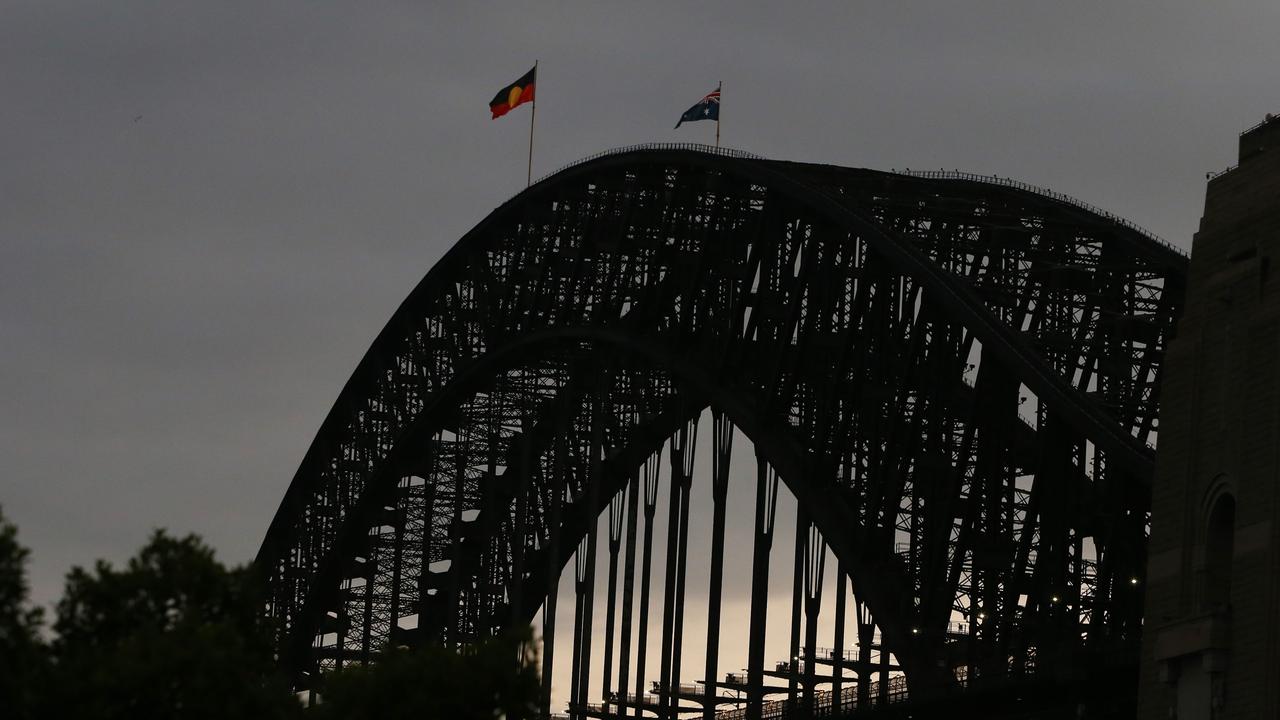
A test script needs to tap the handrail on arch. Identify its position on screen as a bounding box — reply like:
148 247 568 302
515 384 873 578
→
897 168 1186 258
531 141 763 186
527 142 1187 259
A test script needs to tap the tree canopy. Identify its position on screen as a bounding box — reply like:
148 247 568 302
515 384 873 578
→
0 505 44 719
46 530 302 720
0 513 543 719
314 631 540 720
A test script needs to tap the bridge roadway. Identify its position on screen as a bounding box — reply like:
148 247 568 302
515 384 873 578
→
562 644 1137 720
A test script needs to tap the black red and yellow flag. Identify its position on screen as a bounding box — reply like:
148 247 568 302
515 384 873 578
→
489 66 537 119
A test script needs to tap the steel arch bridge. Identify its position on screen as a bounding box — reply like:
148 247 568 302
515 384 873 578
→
256 144 1187 719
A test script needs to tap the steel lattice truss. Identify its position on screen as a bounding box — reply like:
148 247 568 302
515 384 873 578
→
256 146 1187 718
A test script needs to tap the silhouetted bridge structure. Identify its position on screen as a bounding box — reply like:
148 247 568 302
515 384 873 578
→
257 144 1188 718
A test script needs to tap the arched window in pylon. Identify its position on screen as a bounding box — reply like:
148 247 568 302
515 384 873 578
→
1203 491 1235 611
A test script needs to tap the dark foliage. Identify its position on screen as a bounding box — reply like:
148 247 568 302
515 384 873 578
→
314 630 541 720
0 505 44 719
45 531 302 720
1 516 542 719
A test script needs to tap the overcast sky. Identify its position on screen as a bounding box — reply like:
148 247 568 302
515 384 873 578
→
3 0 1276 679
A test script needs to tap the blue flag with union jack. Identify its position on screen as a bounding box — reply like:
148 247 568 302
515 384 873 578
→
675 88 720 128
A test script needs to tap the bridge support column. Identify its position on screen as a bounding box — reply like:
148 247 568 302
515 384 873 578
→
788 508 804 709
633 454 661 719
832 560 847 713
616 467 640 714
747 453 781 720
703 412 733 720
600 489 625 715
854 600 874 708
803 523 826 715
669 420 697 712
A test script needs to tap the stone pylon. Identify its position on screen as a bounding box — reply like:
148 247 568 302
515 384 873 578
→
1139 115 1280 719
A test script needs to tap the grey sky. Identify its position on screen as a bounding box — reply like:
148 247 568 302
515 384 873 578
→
2 0 1275 661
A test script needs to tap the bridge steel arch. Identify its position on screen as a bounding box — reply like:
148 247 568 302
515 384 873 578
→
257 145 1187 717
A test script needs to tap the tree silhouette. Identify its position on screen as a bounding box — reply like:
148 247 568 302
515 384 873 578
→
46 531 301 720
314 630 541 720
2 516 542 719
0 504 45 719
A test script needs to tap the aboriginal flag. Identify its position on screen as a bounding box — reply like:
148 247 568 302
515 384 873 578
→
490 66 537 119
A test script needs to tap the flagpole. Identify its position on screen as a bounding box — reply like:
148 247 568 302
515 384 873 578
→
527 60 538 187
715 81 721 148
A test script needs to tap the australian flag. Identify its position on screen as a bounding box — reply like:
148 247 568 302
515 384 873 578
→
674 88 720 128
